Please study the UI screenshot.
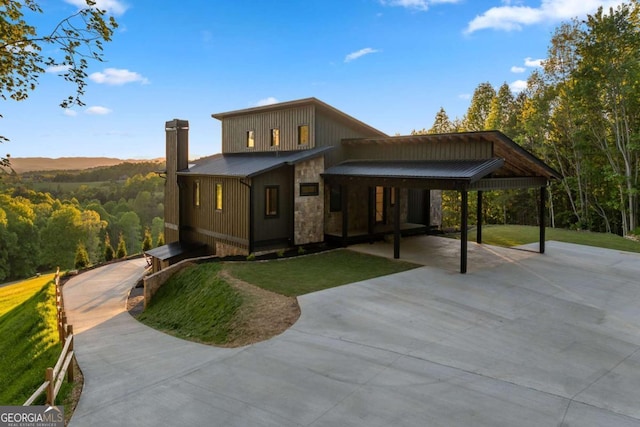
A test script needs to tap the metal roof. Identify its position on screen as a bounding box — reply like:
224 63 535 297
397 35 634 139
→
179 146 333 178
322 159 505 183
342 131 561 180
145 241 205 261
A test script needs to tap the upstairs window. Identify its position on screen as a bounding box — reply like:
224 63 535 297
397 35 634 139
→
193 180 201 207
215 183 223 210
246 130 255 148
270 128 280 147
265 186 279 217
297 124 309 145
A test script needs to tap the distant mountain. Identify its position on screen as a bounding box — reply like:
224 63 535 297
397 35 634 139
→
8 157 164 173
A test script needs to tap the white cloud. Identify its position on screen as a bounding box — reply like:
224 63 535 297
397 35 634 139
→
380 0 460 11
458 93 471 100
253 97 279 107
524 57 543 67
510 79 528 92
63 109 78 117
465 0 625 33
46 65 71 73
345 48 380 63
64 0 128 16
86 106 112 115
89 68 149 85
511 66 526 73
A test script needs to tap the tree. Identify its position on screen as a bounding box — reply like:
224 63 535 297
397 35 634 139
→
156 232 165 247
428 108 454 134
104 233 114 262
0 0 118 172
74 242 90 269
463 82 496 131
142 227 153 252
116 232 127 259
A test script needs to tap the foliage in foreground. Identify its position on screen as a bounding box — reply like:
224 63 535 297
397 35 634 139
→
225 249 420 297
0 274 64 405
137 263 243 344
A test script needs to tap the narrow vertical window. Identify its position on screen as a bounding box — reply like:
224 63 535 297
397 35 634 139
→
215 183 223 211
270 128 280 147
265 186 279 217
246 130 255 148
193 180 200 207
297 124 309 145
330 185 342 212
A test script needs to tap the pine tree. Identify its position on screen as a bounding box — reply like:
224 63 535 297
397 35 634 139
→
142 227 153 252
104 233 115 262
116 232 127 259
74 242 90 269
156 232 165 247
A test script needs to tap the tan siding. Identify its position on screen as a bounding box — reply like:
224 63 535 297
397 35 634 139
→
221 105 315 153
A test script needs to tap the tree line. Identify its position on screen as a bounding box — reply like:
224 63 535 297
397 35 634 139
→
417 1 640 237
0 164 165 281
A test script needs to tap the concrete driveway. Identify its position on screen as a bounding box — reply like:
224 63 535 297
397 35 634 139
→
64 238 640 426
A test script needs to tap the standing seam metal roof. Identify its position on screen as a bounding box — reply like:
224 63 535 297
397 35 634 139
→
322 159 505 183
178 147 333 178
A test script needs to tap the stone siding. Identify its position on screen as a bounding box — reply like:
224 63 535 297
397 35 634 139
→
294 157 325 245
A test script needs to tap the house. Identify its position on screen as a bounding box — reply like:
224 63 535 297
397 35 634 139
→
147 97 560 274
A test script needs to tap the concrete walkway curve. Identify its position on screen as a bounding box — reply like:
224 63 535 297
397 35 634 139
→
64 238 640 426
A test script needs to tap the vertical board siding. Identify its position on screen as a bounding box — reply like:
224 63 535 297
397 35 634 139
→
253 167 292 242
179 175 250 248
164 128 180 243
344 140 493 161
315 112 383 167
222 105 315 153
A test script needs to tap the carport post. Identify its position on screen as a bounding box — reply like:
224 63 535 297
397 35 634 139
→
477 190 483 244
461 190 468 274
540 186 546 254
341 184 349 247
394 187 400 259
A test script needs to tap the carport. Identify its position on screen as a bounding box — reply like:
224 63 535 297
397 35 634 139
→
322 131 561 273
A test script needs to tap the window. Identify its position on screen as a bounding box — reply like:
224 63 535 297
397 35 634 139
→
297 124 309 145
265 186 279 217
300 182 319 196
246 130 255 148
375 186 385 222
329 185 342 212
193 180 200 207
215 183 223 210
270 128 280 147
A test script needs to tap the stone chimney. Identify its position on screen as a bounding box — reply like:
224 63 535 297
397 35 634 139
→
164 119 189 244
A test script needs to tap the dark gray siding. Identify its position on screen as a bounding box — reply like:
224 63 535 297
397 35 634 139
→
343 140 493 162
252 167 293 248
221 105 315 153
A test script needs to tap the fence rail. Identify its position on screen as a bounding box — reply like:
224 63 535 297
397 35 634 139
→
24 270 76 406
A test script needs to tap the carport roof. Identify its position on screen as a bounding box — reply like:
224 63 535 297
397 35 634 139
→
322 158 505 188
179 146 332 178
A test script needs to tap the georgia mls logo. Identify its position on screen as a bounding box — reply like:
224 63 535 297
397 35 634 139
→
0 405 64 427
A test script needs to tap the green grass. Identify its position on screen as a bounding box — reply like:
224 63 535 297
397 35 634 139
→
460 225 640 253
225 249 421 297
0 274 65 405
137 263 243 344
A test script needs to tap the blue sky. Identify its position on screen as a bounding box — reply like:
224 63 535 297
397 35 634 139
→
2 0 628 160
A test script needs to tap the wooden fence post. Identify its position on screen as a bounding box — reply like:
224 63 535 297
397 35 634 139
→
45 368 54 406
67 325 74 382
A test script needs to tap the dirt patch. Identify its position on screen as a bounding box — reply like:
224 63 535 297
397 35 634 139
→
126 268 300 348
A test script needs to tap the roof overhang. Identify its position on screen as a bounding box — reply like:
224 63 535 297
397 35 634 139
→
322 158 506 190
179 146 333 178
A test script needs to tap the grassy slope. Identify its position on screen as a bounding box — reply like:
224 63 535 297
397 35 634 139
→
137 250 419 344
466 225 640 253
226 249 420 297
0 274 62 405
137 263 243 344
